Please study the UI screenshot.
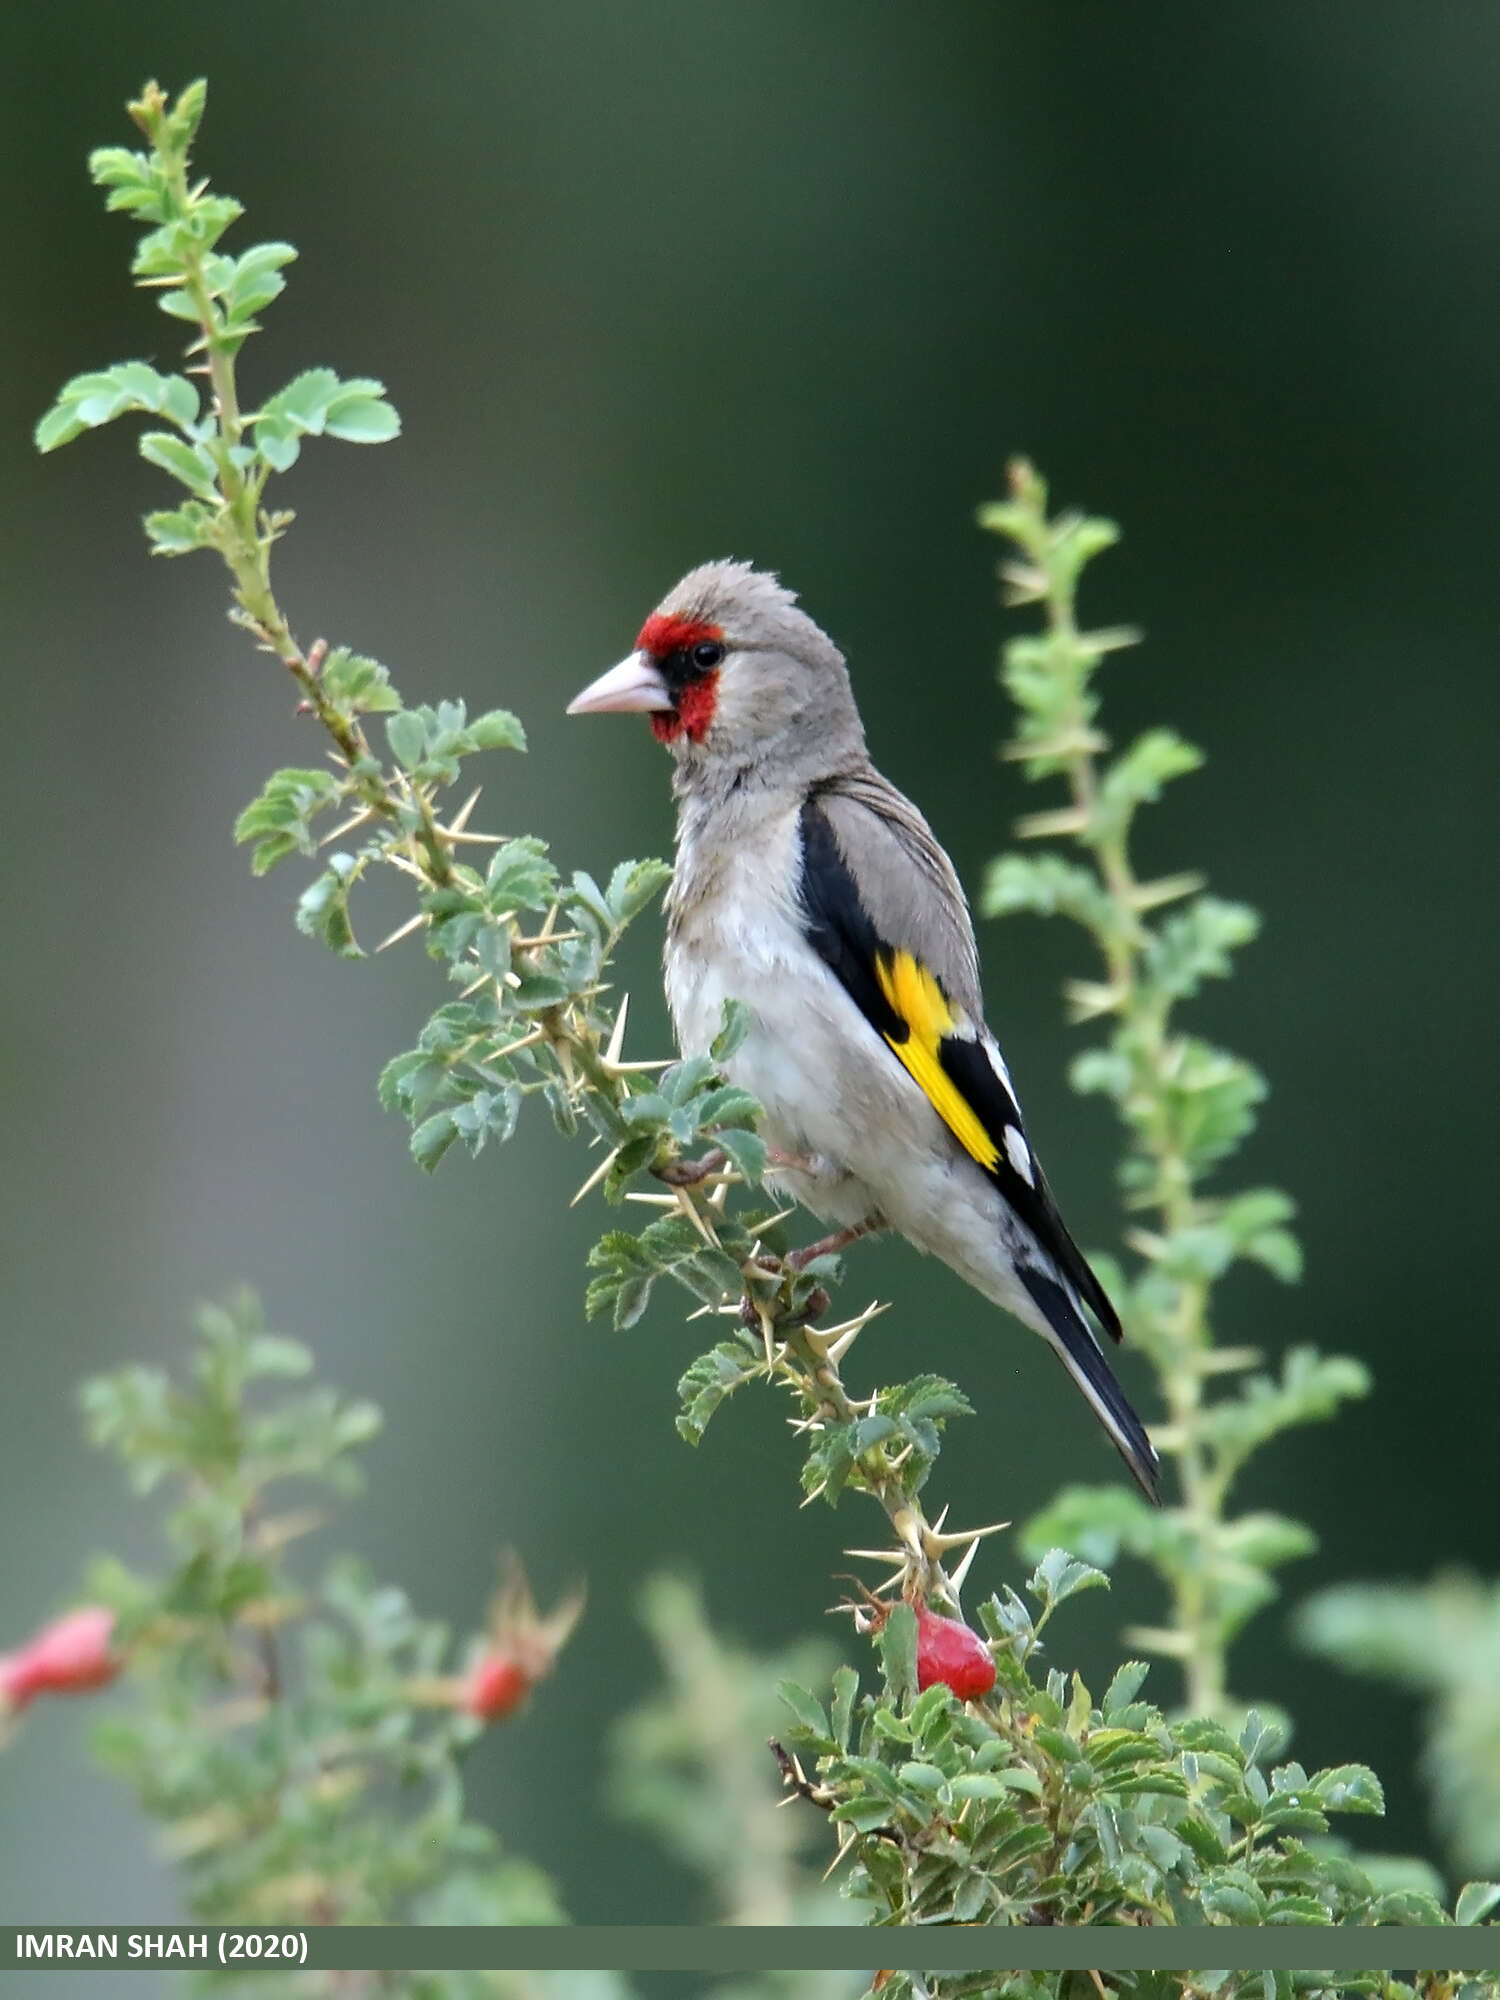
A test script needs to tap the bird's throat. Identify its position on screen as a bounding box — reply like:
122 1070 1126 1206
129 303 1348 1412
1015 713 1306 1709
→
651 670 719 745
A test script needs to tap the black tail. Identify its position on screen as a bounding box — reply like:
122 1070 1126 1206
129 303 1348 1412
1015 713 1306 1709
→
1018 1267 1160 1502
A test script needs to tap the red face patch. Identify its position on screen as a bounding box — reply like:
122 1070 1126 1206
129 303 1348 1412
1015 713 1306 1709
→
650 672 719 744
637 613 724 746
635 613 722 657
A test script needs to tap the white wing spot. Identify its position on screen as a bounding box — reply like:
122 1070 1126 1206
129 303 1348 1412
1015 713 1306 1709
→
985 1037 1017 1099
1004 1124 1034 1185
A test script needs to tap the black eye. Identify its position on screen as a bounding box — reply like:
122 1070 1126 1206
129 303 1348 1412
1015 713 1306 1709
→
691 640 724 670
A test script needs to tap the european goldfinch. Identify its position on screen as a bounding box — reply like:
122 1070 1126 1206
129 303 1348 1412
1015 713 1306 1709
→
568 562 1160 1501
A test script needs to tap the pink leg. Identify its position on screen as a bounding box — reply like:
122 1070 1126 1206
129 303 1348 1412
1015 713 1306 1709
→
786 1219 883 1272
656 1147 726 1186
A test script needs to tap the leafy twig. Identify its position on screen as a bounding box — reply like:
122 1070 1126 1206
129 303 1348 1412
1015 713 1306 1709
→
982 461 1369 1715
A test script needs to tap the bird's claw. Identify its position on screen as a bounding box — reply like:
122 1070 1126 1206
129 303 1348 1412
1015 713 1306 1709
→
738 1281 830 1332
656 1147 726 1187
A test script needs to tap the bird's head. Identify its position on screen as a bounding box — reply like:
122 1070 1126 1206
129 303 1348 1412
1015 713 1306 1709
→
567 560 863 780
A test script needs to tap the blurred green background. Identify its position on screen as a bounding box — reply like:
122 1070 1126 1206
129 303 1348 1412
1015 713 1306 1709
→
3 0 1498 1956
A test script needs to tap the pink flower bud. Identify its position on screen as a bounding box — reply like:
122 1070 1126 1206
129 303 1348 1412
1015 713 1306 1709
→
0 1607 119 1711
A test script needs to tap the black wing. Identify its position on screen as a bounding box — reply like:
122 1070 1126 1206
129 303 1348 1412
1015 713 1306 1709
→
797 795 1122 1343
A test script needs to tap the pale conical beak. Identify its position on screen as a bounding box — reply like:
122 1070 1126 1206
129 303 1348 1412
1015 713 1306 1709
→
566 651 673 716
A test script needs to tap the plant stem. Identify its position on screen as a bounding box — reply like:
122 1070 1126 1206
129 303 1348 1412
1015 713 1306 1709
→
1015 463 1228 1714
160 179 462 887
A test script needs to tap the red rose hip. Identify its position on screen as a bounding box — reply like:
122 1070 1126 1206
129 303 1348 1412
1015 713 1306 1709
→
914 1603 995 1700
464 1650 532 1721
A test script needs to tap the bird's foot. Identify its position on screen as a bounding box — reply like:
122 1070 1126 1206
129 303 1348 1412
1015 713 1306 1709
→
655 1146 726 1187
740 1284 830 1333
785 1219 883 1273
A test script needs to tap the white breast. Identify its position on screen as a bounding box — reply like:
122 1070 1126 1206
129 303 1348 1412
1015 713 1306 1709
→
666 801 909 1219
665 805 815 1104
662 796 1056 1328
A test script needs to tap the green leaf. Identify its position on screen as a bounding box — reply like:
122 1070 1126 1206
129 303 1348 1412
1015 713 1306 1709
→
606 857 672 925
989 1820 1054 1876
487 838 558 911
1455 1881 1500 1925
611 1274 653 1330
322 377 401 443
1238 1709 1283 1768
879 1604 918 1709
567 870 615 935
1020 1482 1167 1568
831 1664 859 1750
981 852 1116 933
1154 1036 1268 1181
1028 1546 1111 1611
777 1680 832 1744
994 1765 1045 1798
1101 1661 1150 1716
1096 728 1204 835
255 421 301 472
137 429 219 499
1198 1346 1371 1468
1263 1894 1332 1926
1310 1762 1384 1815
851 1413 900 1455
1212 1186 1304 1283
254 369 397 467
386 709 427 770
223 240 298 324
234 766 342 872
36 363 201 452
295 851 362 957
1217 1512 1316 1575
164 78 210 146
1141 896 1260 1003
692 1086 761 1137
243 1334 313 1379
1242 1225 1302 1283
674 1341 760 1444
1364 1887 1449 1926
715 1128 767 1183
89 144 161 203
1176 1814 1230 1869
887 1375 974 1425
260 366 340 430
320 648 402 715
1069 1046 1132 1100
1199 1867 1268 1924
411 1111 459 1173
143 501 216 556
130 193 245 282
710 996 752 1062
464 708 527 753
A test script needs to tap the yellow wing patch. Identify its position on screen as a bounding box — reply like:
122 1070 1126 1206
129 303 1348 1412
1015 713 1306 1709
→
874 950 1001 1172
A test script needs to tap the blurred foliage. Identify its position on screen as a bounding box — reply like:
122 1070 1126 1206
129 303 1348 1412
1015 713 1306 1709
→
1299 1574 1500 1883
10 1292 875 1995
606 1574 848 1927
66 1293 603 1974
979 464 1368 1717
864 1976 1500 2000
